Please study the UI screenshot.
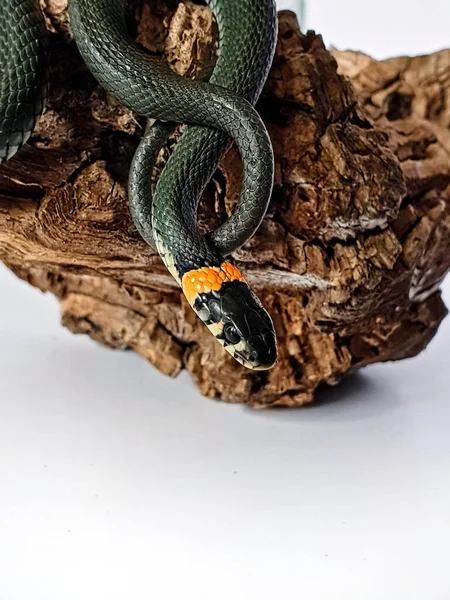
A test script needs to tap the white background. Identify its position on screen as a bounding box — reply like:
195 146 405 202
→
1 1 450 599
278 0 449 59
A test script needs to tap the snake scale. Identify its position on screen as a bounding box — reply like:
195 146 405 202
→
0 0 278 370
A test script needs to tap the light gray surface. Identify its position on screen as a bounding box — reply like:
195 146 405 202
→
1 272 450 600
277 0 448 58
1 0 450 597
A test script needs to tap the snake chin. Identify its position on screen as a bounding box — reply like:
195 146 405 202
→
192 281 278 371
228 344 277 371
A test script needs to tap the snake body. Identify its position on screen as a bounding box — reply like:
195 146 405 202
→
0 0 47 162
0 0 278 370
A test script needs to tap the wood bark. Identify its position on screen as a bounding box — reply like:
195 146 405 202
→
1 1 449 406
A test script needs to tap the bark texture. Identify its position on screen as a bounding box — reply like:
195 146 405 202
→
1 1 449 406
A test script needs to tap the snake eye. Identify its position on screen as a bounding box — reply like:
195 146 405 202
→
223 323 241 345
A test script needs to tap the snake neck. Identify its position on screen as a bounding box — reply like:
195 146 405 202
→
152 224 223 288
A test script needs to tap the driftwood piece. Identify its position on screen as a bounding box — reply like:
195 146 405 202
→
1 1 449 407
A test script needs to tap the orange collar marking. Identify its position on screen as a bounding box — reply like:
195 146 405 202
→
182 262 245 305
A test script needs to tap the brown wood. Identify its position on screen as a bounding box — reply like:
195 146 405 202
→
1 1 449 407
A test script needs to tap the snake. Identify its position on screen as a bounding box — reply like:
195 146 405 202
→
0 0 278 370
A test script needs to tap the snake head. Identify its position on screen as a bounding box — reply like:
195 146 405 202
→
182 263 277 370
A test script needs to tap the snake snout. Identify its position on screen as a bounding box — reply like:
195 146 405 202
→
217 282 277 370
246 330 278 371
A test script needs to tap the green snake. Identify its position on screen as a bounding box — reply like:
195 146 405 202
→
0 0 278 370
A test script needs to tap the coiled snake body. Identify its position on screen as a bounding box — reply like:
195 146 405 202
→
0 0 278 370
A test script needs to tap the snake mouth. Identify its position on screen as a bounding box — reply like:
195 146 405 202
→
202 320 277 370
224 327 277 370
230 347 277 371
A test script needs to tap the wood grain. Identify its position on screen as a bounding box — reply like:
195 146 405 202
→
1 2 448 406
